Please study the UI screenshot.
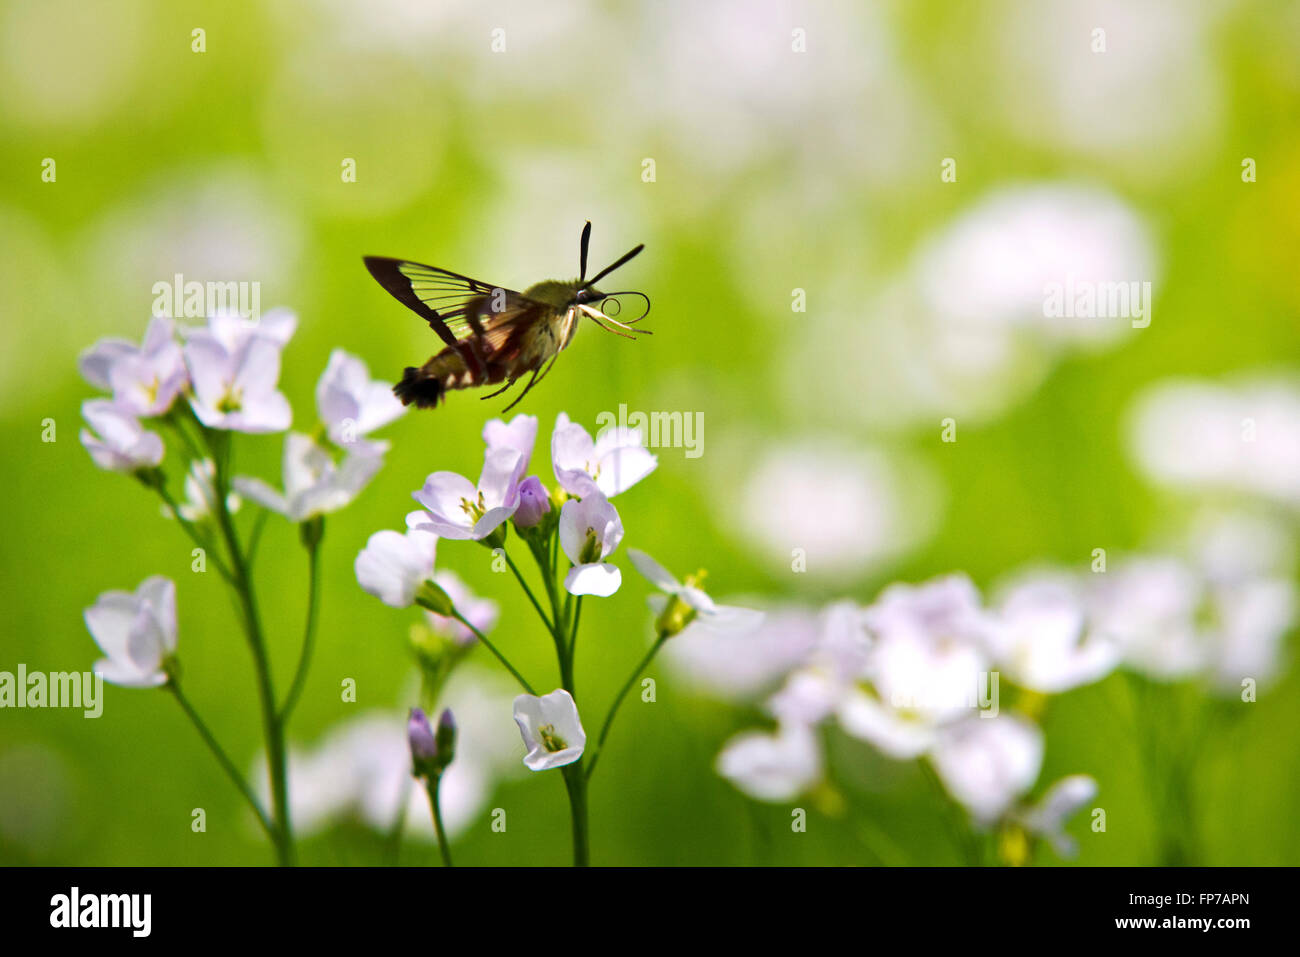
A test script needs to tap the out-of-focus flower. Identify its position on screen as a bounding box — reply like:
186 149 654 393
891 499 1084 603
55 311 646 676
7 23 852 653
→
929 714 1044 825
1127 377 1300 507
513 689 586 771
731 438 940 579
80 317 188 417
716 723 822 802
551 412 656 498
1088 557 1205 680
1014 774 1098 858
316 349 406 454
628 549 764 638
423 570 498 646
355 523 437 608
160 458 240 522
182 310 295 433
273 671 521 841
235 433 382 522
558 494 623 597
484 414 538 471
408 707 456 777
83 576 177 688
767 602 872 728
410 448 525 540
79 399 164 473
665 606 822 702
990 572 1120 693
513 475 550 529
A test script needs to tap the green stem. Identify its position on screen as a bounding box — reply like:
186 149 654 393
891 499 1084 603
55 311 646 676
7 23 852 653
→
424 776 454 867
168 682 275 844
278 530 322 725
206 429 294 866
918 757 982 866
153 482 234 584
451 610 535 695
561 763 590 867
586 631 668 781
503 548 557 638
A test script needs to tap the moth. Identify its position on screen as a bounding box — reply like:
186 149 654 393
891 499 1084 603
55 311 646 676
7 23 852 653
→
364 223 650 412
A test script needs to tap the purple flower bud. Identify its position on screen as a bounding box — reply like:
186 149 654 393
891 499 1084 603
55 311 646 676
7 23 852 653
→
435 708 457 766
514 475 551 528
408 708 438 772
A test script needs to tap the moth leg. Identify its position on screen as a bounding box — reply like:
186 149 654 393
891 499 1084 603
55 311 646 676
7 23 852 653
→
479 377 518 401
500 366 542 413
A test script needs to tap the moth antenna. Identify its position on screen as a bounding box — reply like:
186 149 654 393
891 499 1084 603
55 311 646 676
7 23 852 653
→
579 221 592 282
583 244 644 288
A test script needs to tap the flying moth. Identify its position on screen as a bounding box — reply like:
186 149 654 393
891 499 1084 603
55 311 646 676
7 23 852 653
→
363 222 650 412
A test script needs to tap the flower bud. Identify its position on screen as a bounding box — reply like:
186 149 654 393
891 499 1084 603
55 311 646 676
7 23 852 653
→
435 708 457 768
513 476 551 529
415 580 455 617
408 707 438 776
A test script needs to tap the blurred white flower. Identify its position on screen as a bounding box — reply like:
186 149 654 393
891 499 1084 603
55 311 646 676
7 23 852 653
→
551 412 656 499
182 310 295 433
767 602 872 727
990 571 1120 693
1088 557 1206 680
1014 774 1098 858
664 606 822 702
79 399 163 473
275 671 519 841
79 317 187 417
1127 377 1300 507
513 689 586 771
236 433 382 523
731 439 940 579
410 448 525 540
316 349 406 454
716 723 822 803
355 523 437 608
930 714 1044 825
83 576 177 688
558 494 623 597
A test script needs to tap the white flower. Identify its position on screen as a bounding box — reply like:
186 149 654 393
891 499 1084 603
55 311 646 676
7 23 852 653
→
424 570 499 646
990 571 1119 693
766 602 872 727
558 493 624 596
1127 377 1300 507
79 399 164 473
483 414 538 471
410 448 525 540
929 714 1044 825
1014 774 1097 858
861 575 996 723
83 576 177 688
235 432 382 522
315 349 406 454
355 523 437 608
79 317 188 417
182 310 295 433
627 548 765 634
161 458 240 522
716 723 822 802
513 689 586 771
551 412 656 498
1087 557 1205 679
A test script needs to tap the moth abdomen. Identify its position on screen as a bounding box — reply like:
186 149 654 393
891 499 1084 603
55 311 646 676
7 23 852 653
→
393 365 447 409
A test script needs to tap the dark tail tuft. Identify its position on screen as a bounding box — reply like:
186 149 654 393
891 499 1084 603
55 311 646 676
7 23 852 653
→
393 367 445 409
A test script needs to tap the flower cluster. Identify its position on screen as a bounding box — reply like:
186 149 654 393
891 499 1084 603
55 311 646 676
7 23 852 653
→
78 309 408 867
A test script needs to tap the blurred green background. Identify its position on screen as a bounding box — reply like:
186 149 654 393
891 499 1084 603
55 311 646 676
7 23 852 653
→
2 0 1298 866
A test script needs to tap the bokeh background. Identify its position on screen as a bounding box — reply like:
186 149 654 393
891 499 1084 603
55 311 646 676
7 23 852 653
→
2 0 1299 866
